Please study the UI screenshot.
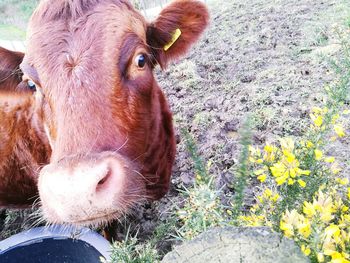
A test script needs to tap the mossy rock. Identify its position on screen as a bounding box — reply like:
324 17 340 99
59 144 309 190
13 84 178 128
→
162 227 309 263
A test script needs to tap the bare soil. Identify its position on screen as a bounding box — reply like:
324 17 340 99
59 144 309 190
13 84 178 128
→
1 0 349 255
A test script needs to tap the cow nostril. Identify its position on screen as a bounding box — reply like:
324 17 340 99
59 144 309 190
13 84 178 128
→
97 168 112 188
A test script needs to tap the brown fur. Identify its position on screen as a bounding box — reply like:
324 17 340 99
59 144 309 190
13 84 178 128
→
0 0 209 226
0 93 50 207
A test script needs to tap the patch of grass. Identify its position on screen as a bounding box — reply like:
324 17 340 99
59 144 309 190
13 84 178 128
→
312 26 329 47
192 111 212 131
302 0 350 51
102 230 159 263
252 107 277 131
170 60 201 90
0 1 38 23
0 0 38 40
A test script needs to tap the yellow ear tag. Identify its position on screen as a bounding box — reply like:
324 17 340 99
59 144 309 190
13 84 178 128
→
163 28 182 51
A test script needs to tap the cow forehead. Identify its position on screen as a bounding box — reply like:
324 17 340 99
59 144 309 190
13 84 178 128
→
25 1 146 79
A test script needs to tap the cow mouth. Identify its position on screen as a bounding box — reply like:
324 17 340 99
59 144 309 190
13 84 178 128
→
68 210 122 226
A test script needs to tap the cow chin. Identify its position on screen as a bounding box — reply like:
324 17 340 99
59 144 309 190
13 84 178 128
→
37 152 146 227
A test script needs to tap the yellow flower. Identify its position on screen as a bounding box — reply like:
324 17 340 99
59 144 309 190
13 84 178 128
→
300 170 311 175
324 250 350 263
319 184 326 191
331 163 341 175
343 109 350 115
306 141 314 148
311 114 323 127
280 210 302 238
298 219 311 238
298 179 306 188
312 107 323 114
249 146 261 156
257 174 267 182
315 149 323 160
270 148 310 186
275 175 288 185
263 189 273 197
334 124 346 137
280 220 294 238
331 136 338 142
206 160 213 170
272 194 280 202
303 201 316 218
325 156 335 163
332 114 340 124
264 144 274 153
325 225 340 238
314 191 334 223
310 107 329 128
333 198 347 213
263 144 277 162
336 178 349 186
239 214 265 227
301 244 311 256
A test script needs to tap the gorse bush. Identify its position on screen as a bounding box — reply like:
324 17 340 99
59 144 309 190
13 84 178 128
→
102 231 159 263
237 23 350 262
176 178 224 240
242 124 350 262
244 105 348 228
175 130 225 240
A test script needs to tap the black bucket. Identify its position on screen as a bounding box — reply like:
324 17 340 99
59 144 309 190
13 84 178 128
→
0 225 111 263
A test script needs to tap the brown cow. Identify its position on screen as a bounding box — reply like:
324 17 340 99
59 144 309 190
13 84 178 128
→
0 0 209 228
0 49 50 208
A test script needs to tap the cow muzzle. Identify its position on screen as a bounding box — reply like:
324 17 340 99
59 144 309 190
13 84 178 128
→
38 152 145 226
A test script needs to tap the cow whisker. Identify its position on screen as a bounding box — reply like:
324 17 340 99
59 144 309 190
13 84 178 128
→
112 136 129 155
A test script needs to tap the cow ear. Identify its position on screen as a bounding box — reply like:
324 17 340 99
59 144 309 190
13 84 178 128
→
0 47 24 91
146 0 209 69
0 47 24 72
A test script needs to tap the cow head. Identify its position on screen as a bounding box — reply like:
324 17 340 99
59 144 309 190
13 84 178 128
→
14 0 208 226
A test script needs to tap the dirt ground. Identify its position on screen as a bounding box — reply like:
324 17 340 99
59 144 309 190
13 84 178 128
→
152 0 350 248
1 0 349 252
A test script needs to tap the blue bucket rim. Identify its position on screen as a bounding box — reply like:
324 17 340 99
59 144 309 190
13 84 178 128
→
0 225 111 260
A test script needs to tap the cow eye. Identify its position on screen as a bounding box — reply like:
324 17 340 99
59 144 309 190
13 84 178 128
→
135 54 146 68
27 80 37 91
